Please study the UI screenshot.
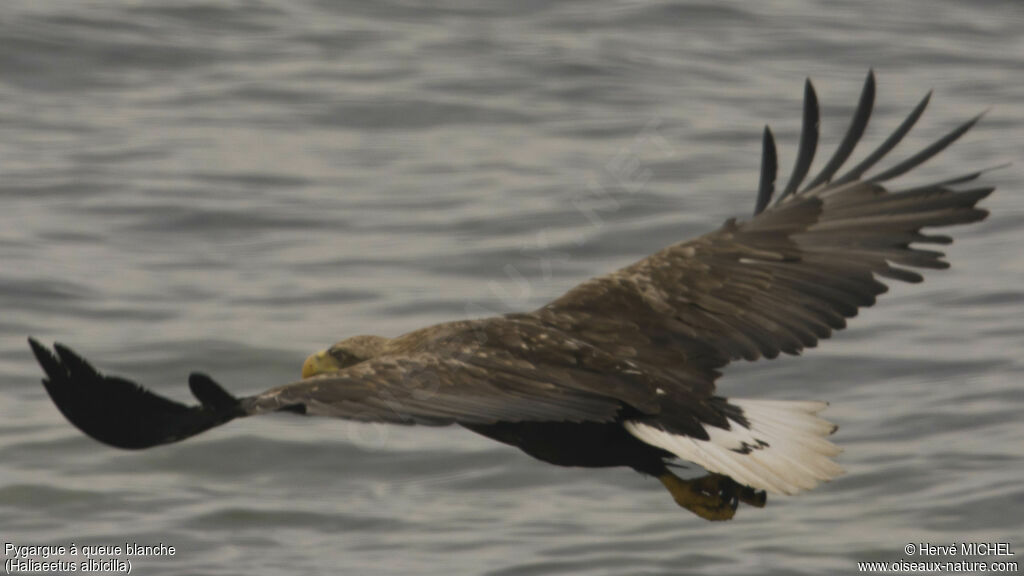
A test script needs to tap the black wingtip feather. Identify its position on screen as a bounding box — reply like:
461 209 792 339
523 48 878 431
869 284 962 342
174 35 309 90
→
833 89 932 185
776 79 819 204
754 125 777 215
868 111 986 183
189 372 240 413
28 337 56 376
52 342 98 379
28 340 240 450
895 166 1000 195
802 70 875 192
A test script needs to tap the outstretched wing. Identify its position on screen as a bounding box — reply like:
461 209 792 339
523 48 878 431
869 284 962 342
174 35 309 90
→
29 321 634 449
535 71 992 375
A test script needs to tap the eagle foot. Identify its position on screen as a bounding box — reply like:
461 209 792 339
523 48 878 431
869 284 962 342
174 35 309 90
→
658 472 767 521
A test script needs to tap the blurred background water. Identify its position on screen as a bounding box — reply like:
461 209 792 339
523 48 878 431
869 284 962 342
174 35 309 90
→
1 1 1022 574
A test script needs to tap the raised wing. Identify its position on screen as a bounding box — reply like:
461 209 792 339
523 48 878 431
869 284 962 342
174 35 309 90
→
535 71 992 374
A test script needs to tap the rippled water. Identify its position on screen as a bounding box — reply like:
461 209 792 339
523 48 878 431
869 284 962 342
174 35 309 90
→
2 1 1022 575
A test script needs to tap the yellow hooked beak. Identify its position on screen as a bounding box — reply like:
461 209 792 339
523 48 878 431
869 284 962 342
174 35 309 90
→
301 349 341 379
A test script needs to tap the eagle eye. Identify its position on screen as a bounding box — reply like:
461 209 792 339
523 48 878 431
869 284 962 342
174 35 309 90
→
328 347 359 367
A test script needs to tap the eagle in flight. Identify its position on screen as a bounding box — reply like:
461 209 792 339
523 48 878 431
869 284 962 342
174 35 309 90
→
30 72 994 521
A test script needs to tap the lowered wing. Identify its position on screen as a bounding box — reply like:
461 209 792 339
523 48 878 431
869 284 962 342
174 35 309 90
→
29 319 639 449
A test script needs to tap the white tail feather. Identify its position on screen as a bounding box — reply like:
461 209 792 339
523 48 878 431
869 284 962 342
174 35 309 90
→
624 398 844 495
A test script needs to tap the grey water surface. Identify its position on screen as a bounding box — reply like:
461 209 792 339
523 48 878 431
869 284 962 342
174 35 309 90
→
1 1 1022 575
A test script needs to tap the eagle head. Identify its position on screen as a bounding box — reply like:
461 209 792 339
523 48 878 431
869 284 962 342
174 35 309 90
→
301 335 391 378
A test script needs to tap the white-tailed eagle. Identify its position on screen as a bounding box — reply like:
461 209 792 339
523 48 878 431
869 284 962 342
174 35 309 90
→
30 72 994 521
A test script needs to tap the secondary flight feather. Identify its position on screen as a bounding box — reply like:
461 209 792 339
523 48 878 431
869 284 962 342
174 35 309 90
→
30 72 994 521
